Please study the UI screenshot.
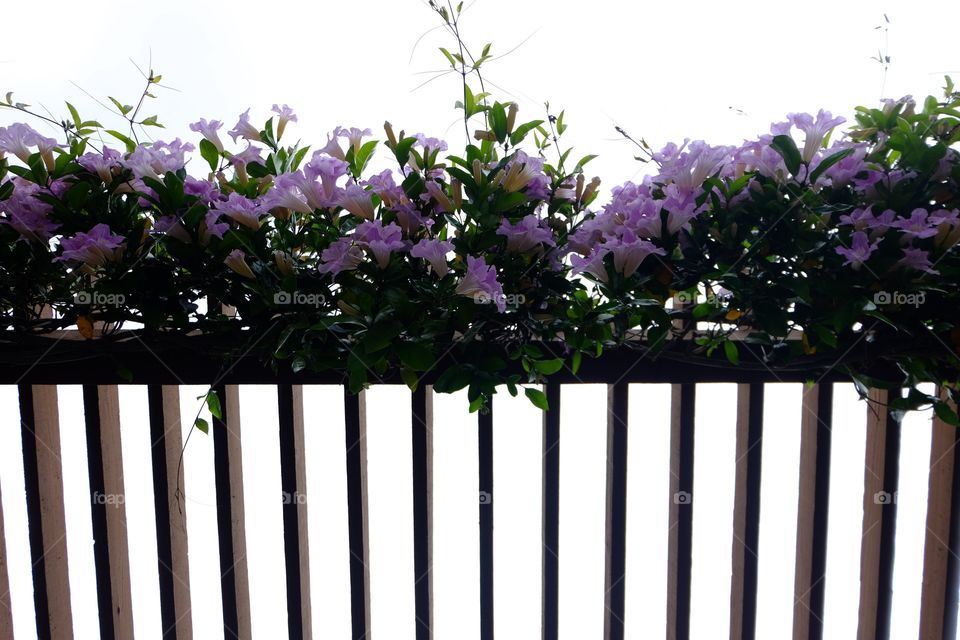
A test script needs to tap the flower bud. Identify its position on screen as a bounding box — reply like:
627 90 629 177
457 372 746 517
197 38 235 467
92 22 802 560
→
580 176 601 203
472 159 483 184
451 178 463 210
224 249 256 280
506 103 518 136
384 121 398 148
273 250 296 276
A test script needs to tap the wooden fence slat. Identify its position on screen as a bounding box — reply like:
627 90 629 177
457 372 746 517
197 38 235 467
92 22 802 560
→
918 389 960 640
729 383 764 640
0 480 12 640
792 383 833 640
148 385 193 640
603 381 629 640
84 385 134 639
856 388 901 640
19 385 73 640
479 399 494 640
213 384 251 640
542 383 561 640
344 389 371 640
412 385 434 639
278 384 312 640
667 383 696 640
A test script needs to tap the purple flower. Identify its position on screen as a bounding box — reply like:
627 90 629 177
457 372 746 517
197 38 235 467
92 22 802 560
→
455 256 506 312
57 224 125 267
337 183 375 220
496 215 555 253
121 139 195 180
200 210 229 244
304 153 349 208
317 237 364 277
264 173 313 214
570 248 610 284
607 230 666 277
152 216 191 243
228 109 262 144
214 193 263 230
364 169 405 208
78 147 122 183
189 118 225 153
0 178 59 242
835 231 880 269
271 104 297 139
353 220 406 268
893 208 939 240
0 123 58 164
411 238 454 277
413 134 448 153
655 140 732 190
788 110 846 162
896 247 939 274
184 176 219 205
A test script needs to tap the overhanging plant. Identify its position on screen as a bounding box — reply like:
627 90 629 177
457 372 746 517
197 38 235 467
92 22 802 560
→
0 8 958 421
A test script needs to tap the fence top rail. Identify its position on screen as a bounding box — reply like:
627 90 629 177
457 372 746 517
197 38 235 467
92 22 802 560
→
0 330 898 385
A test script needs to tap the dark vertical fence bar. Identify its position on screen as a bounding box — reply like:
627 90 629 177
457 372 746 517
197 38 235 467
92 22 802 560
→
667 383 696 640
542 383 561 640
729 383 764 640
344 388 371 640
919 389 960 640
82 385 116 640
479 398 495 640
213 384 251 639
279 384 312 639
84 385 136 639
603 381 629 640
19 385 73 640
148 385 193 639
0 480 12 640
412 385 434 639
856 388 901 640
792 383 833 640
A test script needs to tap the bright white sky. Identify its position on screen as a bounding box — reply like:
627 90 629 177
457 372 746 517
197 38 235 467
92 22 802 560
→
2 0 960 638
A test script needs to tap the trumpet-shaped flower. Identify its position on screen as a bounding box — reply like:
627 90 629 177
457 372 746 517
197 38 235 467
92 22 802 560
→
835 231 879 269
456 256 506 312
897 247 939 274
189 118 225 153
496 215 555 253
57 224 125 267
215 193 263 230
228 109 262 144
893 208 939 240
606 230 666 277
264 173 313 214
78 147 122 183
0 178 59 242
337 183 375 220
317 237 364 277
0 123 58 164
353 220 406 268
411 238 454 277
788 110 846 163
272 104 297 139
570 248 610 283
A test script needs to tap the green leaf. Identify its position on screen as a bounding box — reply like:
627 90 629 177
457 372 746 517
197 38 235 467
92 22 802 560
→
571 351 582 375
108 96 132 116
770 134 802 175
509 119 545 146
723 340 740 366
205 391 222 419
195 417 209 435
400 367 420 392
199 139 220 172
808 148 855 184
524 387 549 411
106 130 136 153
533 358 564 375
934 400 960 426
395 341 434 371
489 103 508 143
140 115 164 128
364 322 402 352
65 101 81 129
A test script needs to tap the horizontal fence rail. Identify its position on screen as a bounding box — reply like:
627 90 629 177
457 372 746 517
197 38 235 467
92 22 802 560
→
0 376 958 639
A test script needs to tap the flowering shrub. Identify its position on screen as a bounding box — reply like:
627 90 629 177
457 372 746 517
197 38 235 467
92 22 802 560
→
1 72 959 418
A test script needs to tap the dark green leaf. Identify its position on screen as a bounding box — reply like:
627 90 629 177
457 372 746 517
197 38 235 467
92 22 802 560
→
770 134 802 175
199 139 220 172
524 387 549 411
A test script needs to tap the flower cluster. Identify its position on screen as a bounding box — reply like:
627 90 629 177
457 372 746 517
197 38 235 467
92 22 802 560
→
0 80 958 417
